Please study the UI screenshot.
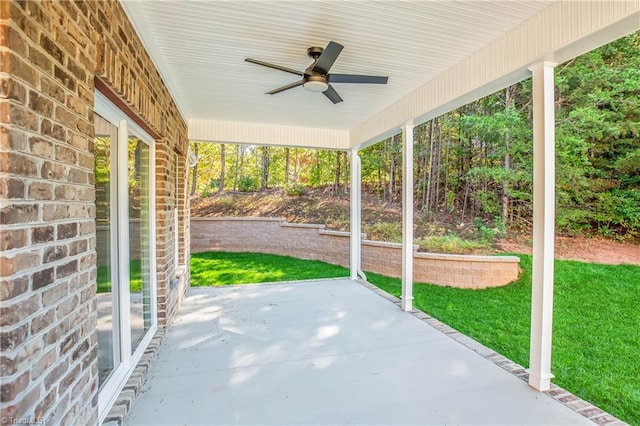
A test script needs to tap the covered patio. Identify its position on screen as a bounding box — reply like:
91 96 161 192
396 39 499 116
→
118 1 637 423
125 279 592 425
3 0 637 424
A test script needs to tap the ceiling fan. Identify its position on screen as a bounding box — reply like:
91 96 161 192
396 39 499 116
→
245 41 388 104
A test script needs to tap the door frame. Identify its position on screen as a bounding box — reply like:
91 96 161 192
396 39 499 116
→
95 91 158 423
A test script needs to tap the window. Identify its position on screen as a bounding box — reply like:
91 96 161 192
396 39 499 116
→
94 92 157 422
174 152 180 266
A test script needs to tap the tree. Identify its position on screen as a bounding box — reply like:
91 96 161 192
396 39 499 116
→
219 144 225 192
190 142 199 195
261 146 269 190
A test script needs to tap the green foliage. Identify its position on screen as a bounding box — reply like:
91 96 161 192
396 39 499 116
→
284 183 307 196
238 176 259 192
473 217 506 243
363 222 402 242
553 31 640 240
415 234 491 254
208 179 220 190
216 196 235 208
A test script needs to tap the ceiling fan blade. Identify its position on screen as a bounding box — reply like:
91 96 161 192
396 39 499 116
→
328 74 389 84
266 80 304 95
323 85 343 104
245 58 303 76
312 41 344 74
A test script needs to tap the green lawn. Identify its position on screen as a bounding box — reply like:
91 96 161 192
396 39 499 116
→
190 251 349 286
97 260 143 293
189 251 639 424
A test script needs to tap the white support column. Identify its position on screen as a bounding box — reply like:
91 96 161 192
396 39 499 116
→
529 61 557 392
350 149 362 280
401 123 414 311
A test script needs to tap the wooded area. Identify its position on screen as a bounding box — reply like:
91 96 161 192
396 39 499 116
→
190 32 639 241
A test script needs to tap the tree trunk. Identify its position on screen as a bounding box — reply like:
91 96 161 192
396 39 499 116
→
425 119 436 212
443 130 450 211
261 146 269 190
434 119 442 211
502 86 513 225
233 144 243 191
334 151 341 194
421 122 430 207
315 151 321 185
284 148 290 185
343 151 348 193
190 143 199 195
219 144 225 192
389 136 395 201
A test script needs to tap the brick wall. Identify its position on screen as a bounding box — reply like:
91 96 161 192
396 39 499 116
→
1 1 189 424
191 218 520 289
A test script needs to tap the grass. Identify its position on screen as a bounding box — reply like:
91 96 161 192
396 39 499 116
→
97 260 143 293
189 251 640 424
190 251 349 286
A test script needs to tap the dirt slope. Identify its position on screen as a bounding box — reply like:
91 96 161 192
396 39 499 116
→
192 190 640 265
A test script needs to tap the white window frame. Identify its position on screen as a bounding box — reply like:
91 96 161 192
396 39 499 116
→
95 92 158 423
174 152 180 267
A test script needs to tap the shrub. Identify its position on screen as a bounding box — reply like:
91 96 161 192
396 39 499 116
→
415 234 491 254
474 217 506 243
238 176 258 192
284 183 307 196
216 196 235 208
363 222 402 242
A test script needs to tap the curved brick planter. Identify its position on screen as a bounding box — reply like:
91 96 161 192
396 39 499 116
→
191 217 520 289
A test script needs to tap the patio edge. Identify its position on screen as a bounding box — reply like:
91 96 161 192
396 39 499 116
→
355 279 628 426
102 329 166 425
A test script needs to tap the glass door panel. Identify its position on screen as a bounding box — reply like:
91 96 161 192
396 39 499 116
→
94 115 120 388
128 135 152 353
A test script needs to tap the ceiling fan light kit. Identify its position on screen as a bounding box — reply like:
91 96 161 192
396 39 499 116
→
303 76 329 92
245 41 388 104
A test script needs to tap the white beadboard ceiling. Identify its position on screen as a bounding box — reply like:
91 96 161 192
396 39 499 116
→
120 0 639 148
121 1 552 127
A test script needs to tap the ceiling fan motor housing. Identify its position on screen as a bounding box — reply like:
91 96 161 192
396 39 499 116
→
307 46 324 58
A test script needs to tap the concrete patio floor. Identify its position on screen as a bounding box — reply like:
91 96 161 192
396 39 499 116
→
125 278 592 425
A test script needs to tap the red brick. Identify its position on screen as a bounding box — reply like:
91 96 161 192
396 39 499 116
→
28 181 54 200
56 260 77 278
32 267 55 290
0 152 39 176
29 90 54 116
0 178 26 199
0 251 39 276
0 229 27 251
0 76 27 104
0 324 28 351
0 276 29 301
32 226 55 244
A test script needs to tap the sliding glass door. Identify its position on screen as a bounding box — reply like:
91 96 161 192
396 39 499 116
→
128 136 153 353
95 93 157 421
95 115 120 386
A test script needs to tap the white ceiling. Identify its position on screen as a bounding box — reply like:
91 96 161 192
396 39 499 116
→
121 0 555 131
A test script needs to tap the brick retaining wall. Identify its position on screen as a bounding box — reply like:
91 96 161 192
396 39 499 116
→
191 218 520 289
